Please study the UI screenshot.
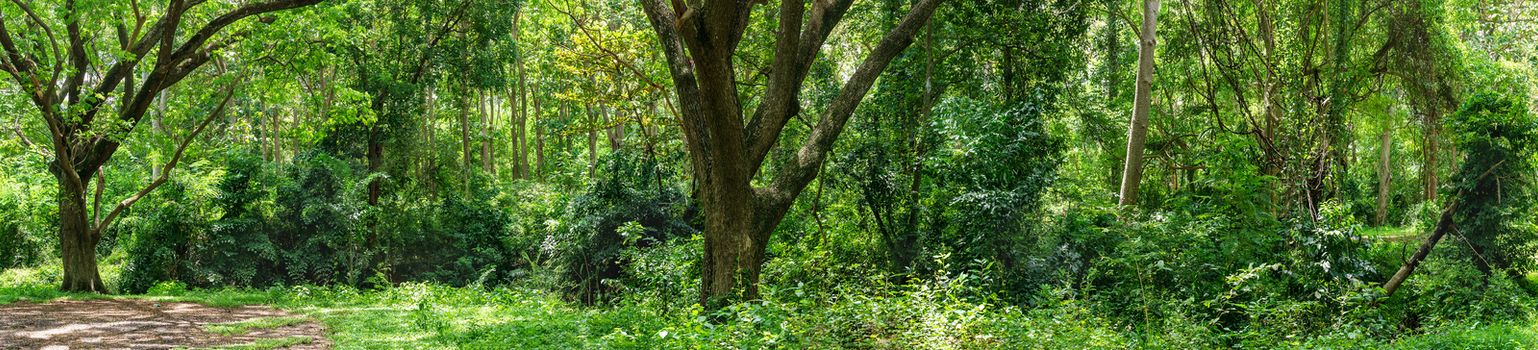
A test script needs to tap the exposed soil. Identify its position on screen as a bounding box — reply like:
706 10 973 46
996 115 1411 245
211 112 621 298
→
0 299 329 349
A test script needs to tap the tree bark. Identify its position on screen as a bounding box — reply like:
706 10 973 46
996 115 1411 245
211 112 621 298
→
639 0 942 309
1118 0 1158 207
58 176 106 292
516 53 531 180
461 93 473 188
586 105 598 178
1383 160 1503 296
1376 130 1392 226
1259 0 1283 212
1383 202 1454 296
482 93 494 174
534 90 545 179
1424 110 1440 201
1101 0 1124 192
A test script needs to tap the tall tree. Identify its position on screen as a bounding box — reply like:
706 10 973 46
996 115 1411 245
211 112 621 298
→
1376 127 1392 226
0 0 322 292
638 0 943 308
1118 0 1157 206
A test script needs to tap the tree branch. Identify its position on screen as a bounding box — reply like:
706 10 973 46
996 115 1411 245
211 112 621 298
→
7 0 63 102
63 0 90 106
745 0 854 173
92 79 238 237
762 0 943 216
639 0 707 157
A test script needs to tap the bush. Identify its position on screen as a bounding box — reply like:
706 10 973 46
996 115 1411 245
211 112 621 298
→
550 151 696 303
1445 92 1538 273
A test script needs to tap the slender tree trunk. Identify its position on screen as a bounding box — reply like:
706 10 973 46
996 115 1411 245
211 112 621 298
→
461 93 473 188
517 95 529 179
587 105 598 178
152 94 166 180
1376 130 1392 226
1259 0 1283 212
511 9 529 180
1118 0 1158 207
1424 111 1440 201
425 88 438 196
534 91 545 180
516 62 531 180
481 93 493 173
367 128 384 205
271 111 282 163
1383 203 1454 296
1102 0 1123 192
606 109 623 151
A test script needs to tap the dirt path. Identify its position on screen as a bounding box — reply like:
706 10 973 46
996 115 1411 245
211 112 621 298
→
0 299 329 349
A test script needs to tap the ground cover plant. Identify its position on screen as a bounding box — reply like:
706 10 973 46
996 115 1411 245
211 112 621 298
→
3 0 1538 348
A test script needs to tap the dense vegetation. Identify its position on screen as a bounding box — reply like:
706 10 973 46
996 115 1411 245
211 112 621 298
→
2 0 1537 348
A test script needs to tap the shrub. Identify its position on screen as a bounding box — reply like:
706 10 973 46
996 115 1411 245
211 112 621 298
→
550 151 696 304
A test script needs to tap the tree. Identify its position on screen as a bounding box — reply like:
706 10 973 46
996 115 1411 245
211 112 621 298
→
0 0 322 292
638 0 943 308
1118 0 1157 206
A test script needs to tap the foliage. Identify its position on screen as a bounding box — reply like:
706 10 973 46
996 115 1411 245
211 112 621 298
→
2 0 1538 347
1445 93 1538 272
550 151 695 303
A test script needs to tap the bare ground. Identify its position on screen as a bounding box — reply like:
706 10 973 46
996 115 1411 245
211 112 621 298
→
0 299 329 349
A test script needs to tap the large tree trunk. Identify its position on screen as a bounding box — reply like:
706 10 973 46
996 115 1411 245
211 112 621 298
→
1376 130 1392 226
698 177 764 307
58 176 106 292
1118 0 1158 206
638 0 942 309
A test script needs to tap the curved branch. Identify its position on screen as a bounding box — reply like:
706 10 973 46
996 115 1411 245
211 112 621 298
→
762 0 944 215
92 79 238 237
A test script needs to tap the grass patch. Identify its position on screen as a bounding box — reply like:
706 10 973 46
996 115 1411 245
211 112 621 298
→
1360 226 1416 239
1390 322 1538 349
204 316 310 336
5 270 1538 349
185 336 313 350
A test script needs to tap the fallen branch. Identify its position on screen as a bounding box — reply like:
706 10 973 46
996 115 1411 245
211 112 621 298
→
1382 159 1504 296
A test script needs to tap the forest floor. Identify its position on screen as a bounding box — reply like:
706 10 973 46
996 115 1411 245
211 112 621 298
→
1361 226 1420 242
0 299 327 349
3 263 1538 349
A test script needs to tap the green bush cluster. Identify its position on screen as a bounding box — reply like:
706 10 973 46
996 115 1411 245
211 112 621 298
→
119 148 521 292
550 151 697 303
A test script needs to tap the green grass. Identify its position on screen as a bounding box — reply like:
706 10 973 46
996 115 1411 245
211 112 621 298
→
189 336 313 350
203 316 310 336
1391 322 1538 349
5 264 1538 349
1360 226 1416 239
